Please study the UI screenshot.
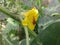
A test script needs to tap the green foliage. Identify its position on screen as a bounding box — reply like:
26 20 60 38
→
58 0 60 2
38 19 60 45
0 0 60 45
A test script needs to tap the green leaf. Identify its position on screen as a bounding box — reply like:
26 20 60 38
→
38 19 60 45
58 0 60 2
19 39 26 45
31 38 42 45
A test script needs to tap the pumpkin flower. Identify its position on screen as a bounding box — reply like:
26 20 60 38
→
22 7 39 31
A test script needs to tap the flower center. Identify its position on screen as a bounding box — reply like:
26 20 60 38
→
32 17 36 25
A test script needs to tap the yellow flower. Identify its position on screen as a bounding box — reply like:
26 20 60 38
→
22 7 39 31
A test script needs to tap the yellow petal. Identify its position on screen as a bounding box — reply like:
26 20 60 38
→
22 7 39 30
22 18 27 26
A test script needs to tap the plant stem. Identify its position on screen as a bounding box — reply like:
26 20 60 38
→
0 6 24 28
24 27 30 45
0 32 3 45
3 35 13 45
28 29 37 38
0 7 20 22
